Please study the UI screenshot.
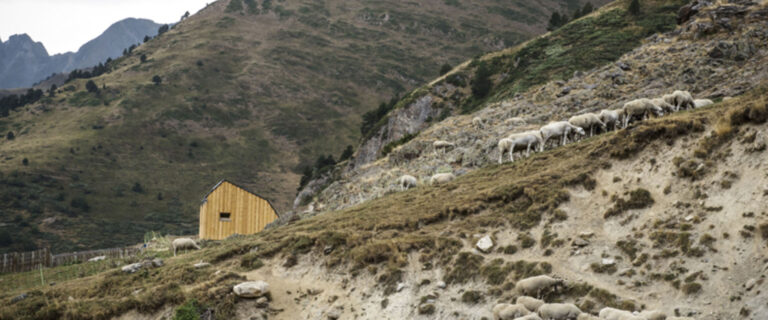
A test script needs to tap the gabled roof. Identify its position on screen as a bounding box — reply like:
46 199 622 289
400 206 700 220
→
201 179 280 217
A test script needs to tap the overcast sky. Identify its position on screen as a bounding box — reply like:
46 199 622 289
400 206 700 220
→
0 0 212 54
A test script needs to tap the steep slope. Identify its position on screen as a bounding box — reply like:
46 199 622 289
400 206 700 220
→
0 18 162 89
0 0 607 253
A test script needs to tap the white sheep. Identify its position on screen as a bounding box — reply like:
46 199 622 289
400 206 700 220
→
516 296 545 312
172 238 200 256
473 117 486 129
514 314 543 320
430 172 455 185
397 174 418 190
622 99 664 127
568 113 606 137
637 310 667 320
662 90 694 111
599 109 623 131
539 121 585 150
649 98 676 114
433 140 455 154
493 303 531 320
666 317 695 320
505 117 527 126
693 99 713 108
598 308 645 320
498 130 544 163
538 303 581 320
576 314 599 320
515 275 565 297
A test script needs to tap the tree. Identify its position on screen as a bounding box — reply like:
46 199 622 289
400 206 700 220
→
141 54 148 63
132 182 144 193
339 145 354 161
582 2 594 16
152 75 162 85
182 11 190 20
85 80 99 93
158 24 170 35
49 84 57 97
144 35 151 43
629 0 641 15
439 63 453 75
471 63 493 98
572 7 583 20
22 158 29 166
6 131 14 140
547 12 562 31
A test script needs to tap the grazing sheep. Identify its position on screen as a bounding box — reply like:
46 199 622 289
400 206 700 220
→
622 99 664 127
649 98 676 114
598 308 645 320
666 317 695 320
539 121 585 150
516 296 545 312
514 314 543 320
493 303 531 320
397 174 418 190
505 117 527 126
662 90 695 111
576 314 599 320
599 109 623 131
693 99 714 108
433 140 455 154
430 173 455 185
473 117 486 129
568 113 606 137
172 238 200 256
515 275 565 297
637 310 666 320
538 303 581 320
498 130 544 163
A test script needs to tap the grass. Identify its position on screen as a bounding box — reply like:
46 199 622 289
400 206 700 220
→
604 188 654 219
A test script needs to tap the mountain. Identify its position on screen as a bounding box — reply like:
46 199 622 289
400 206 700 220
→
0 0 609 253
2 1 768 319
0 18 162 89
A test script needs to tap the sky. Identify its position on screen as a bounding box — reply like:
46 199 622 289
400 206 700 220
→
0 0 212 54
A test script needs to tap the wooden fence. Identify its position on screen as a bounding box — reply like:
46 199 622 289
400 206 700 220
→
1 246 142 274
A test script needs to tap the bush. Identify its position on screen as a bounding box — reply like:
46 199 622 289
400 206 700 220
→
132 182 144 193
604 188 654 218
6 131 14 140
70 197 90 212
439 63 452 75
240 252 264 269
339 145 354 161
471 63 493 98
173 299 202 320
152 75 162 85
85 80 99 93
628 0 641 15
682 282 702 295
461 290 483 304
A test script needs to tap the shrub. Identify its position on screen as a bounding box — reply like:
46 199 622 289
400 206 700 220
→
471 63 492 98
381 132 418 156
604 188 654 218
140 54 147 63
240 252 264 270
70 197 90 212
446 73 466 87
132 182 144 193
6 131 14 140
339 145 354 161
22 158 29 166
173 299 202 320
461 290 483 304
85 80 99 93
439 63 453 75
628 0 641 15
682 282 702 295
152 75 162 85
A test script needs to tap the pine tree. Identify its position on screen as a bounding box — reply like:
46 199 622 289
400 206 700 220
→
152 75 162 85
439 63 453 75
144 35 150 43
141 54 147 63
339 145 354 161
471 63 493 98
629 0 641 15
86 80 99 93
582 2 594 16
547 12 562 31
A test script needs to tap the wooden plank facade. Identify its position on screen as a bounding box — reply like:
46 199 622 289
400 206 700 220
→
199 180 279 240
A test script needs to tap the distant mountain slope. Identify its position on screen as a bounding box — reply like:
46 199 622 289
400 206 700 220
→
0 18 161 89
0 0 608 253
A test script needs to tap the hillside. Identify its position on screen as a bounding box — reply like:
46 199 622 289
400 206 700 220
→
0 0 607 253
0 18 162 89
1 1 767 319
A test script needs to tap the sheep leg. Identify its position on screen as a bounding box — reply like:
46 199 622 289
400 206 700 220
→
499 149 503 164
509 145 515 163
590 126 594 137
526 143 531 157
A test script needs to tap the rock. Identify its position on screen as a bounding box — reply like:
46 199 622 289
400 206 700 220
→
436 281 447 289
602 258 616 266
88 255 106 262
678 2 700 24
327 308 342 319
685 215 694 221
194 261 211 268
558 86 572 97
324 245 334 255
579 231 595 238
476 235 494 253
616 61 631 71
233 281 270 298
151 258 164 267
68 296 75 302
572 238 589 247
396 282 406 292
255 297 269 308
11 293 27 303
745 278 757 291
418 303 436 315
121 262 143 273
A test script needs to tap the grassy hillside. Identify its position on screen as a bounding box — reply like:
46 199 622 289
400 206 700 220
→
0 0 606 253
3 82 765 320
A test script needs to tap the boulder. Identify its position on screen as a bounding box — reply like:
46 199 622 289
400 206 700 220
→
194 261 211 268
476 235 494 253
10 293 27 303
121 262 143 273
233 281 270 298
255 296 269 308
436 281 447 289
88 256 106 262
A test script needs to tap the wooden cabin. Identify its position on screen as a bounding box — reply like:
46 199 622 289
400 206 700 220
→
199 180 279 240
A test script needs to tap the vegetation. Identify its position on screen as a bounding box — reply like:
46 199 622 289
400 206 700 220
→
604 188 654 218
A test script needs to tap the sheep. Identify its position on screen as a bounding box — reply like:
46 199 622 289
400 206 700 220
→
599 109 623 131
397 174 418 190
505 117 527 126
515 275 565 298
576 314 599 320
171 238 200 256
493 303 531 320
498 131 544 163
662 90 695 111
430 172 455 185
473 117 486 129
693 98 713 108
514 314 543 320
539 121 585 150
516 296 545 312
637 310 667 320
433 140 455 154
649 98 676 114
598 308 645 320
568 113 606 137
666 317 695 320
538 303 581 320
622 99 664 127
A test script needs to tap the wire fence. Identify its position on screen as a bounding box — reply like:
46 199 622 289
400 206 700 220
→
1 246 143 274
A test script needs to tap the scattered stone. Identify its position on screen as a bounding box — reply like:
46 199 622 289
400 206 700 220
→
436 281 446 289
68 296 75 302
418 303 436 315
324 245 334 255
151 258 164 267
88 256 106 262
11 293 27 303
685 215 695 222
602 258 616 266
255 296 269 308
233 281 270 298
616 61 631 71
327 307 342 319
476 235 494 253
579 231 595 238
121 262 143 273
745 278 757 291
194 261 211 268
558 86 572 97
396 283 406 292
572 238 589 247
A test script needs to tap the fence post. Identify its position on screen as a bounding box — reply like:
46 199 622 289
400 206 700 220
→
39 263 45 286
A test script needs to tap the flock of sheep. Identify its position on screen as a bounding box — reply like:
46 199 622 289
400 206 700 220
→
395 90 712 190
494 275 694 320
